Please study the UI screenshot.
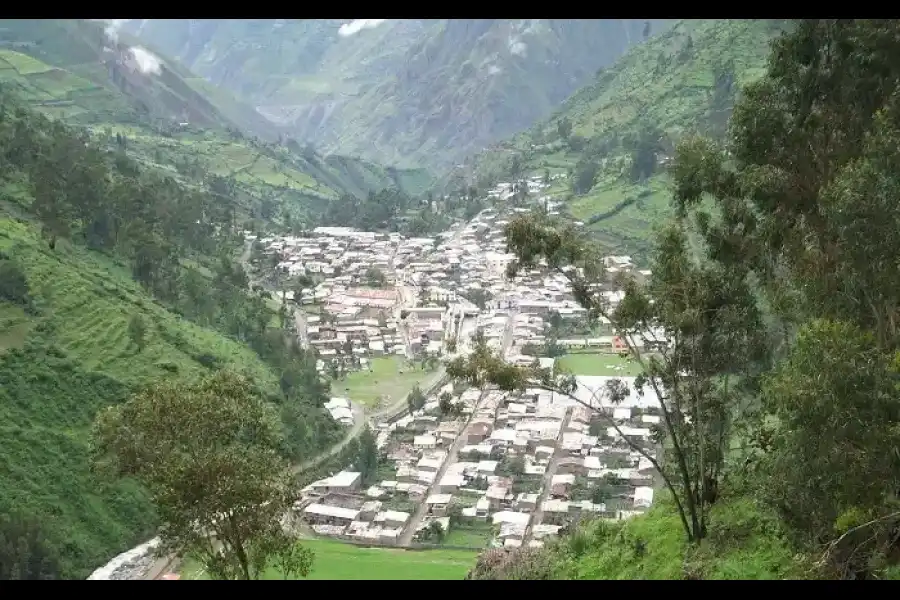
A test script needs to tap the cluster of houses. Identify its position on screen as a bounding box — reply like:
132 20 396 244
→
296 372 660 550
272 178 663 549
248 227 454 381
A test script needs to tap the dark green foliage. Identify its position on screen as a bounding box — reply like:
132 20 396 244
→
0 344 157 579
0 511 62 580
0 258 28 305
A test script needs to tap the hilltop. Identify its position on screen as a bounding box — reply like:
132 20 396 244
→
464 19 787 260
123 19 673 171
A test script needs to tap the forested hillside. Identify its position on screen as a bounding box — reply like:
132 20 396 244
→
0 83 344 579
463 19 787 261
124 19 673 171
456 19 900 581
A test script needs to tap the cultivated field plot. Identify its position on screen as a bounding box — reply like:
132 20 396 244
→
182 539 478 580
556 351 644 376
337 356 433 408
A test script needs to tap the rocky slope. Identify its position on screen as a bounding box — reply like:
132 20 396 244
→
123 19 673 171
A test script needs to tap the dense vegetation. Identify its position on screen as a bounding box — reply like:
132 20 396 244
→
457 19 900 580
93 370 315 580
463 19 787 261
0 79 347 578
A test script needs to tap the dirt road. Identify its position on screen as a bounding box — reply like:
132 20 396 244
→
398 387 486 546
524 407 573 543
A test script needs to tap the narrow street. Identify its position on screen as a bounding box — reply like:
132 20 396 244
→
398 388 486 546
524 406 573 543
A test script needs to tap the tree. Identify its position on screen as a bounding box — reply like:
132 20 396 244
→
571 158 599 194
0 258 29 306
355 426 379 485
127 314 147 353
438 391 462 418
666 19 900 575
365 267 387 289
556 117 573 141
407 384 427 414
423 520 445 543
447 213 764 544
293 274 315 304
91 371 314 580
754 320 900 578
0 511 61 580
447 504 464 529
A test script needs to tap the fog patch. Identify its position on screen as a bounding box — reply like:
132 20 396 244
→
338 19 387 37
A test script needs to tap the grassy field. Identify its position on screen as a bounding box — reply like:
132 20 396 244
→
443 522 495 549
182 539 478 580
557 495 806 580
556 351 643 376
0 303 30 353
336 356 434 408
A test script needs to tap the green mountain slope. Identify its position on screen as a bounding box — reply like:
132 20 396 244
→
124 19 674 171
0 79 344 578
0 19 281 138
0 20 433 225
465 19 787 260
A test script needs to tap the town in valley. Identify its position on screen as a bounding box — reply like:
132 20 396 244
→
244 177 662 552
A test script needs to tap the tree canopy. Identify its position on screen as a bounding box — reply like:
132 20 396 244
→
92 371 313 580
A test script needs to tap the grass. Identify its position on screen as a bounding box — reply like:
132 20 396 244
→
0 303 31 353
0 214 293 578
556 494 808 580
182 539 478 580
0 342 159 579
444 522 495 549
0 218 277 387
556 351 643 376
0 49 55 75
337 356 434 408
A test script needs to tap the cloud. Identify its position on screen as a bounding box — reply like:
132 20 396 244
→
94 18 131 43
338 19 387 37
94 19 163 75
128 46 162 75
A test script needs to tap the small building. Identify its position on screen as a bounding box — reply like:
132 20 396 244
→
303 504 360 526
550 474 575 498
414 434 437 450
425 493 454 517
324 471 362 494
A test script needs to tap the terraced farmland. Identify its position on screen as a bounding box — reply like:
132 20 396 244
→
0 216 277 387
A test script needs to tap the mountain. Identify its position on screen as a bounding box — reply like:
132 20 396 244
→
463 19 787 260
0 71 356 576
0 19 283 139
123 19 674 171
0 19 433 230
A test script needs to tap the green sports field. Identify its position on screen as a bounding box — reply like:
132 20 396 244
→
182 538 479 580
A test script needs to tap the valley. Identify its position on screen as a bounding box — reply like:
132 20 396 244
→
2 17 899 582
